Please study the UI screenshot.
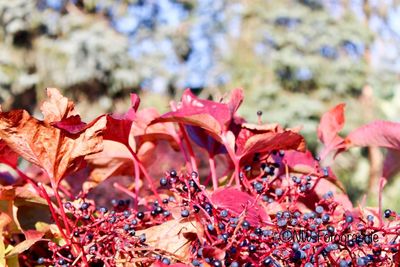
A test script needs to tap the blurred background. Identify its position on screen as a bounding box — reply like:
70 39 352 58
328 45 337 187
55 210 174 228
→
1 0 400 209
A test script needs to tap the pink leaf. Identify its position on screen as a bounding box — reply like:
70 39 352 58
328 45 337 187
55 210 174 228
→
346 120 400 149
382 149 400 181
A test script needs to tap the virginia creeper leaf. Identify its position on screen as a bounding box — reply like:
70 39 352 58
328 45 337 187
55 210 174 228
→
317 103 345 159
211 188 270 226
0 89 107 182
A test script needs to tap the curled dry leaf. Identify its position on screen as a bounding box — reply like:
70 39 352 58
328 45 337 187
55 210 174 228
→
85 140 158 190
0 88 107 182
40 88 77 122
137 218 203 262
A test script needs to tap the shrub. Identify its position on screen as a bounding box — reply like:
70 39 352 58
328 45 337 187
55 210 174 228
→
0 88 399 266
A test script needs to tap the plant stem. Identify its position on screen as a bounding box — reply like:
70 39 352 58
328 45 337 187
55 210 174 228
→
178 123 198 172
14 167 43 198
221 133 240 186
54 180 71 236
114 182 137 199
38 183 69 242
126 146 161 202
208 155 218 190
132 157 140 208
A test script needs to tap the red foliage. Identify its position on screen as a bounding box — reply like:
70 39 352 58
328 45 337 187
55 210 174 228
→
0 88 399 267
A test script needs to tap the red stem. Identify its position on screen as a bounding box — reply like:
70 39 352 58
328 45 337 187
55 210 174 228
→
114 182 137 199
38 183 69 242
126 146 161 202
54 180 72 236
13 167 44 198
177 136 190 168
178 123 198 172
221 133 240 186
209 154 218 190
132 157 140 208
378 177 385 227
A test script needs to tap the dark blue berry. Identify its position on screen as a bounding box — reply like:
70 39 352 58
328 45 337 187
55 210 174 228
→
163 211 170 217
213 260 222 267
262 257 273 266
384 209 392 218
181 209 190 218
220 210 228 217
123 210 131 218
161 258 171 265
80 202 89 210
99 207 108 213
345 215 353 223
160 177 168 186
315 205 324 214
139 233 146 242
275 188 283 196
248 244 256 253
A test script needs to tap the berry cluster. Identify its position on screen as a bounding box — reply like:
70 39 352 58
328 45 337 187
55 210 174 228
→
1 89 400 266
152 164 400 266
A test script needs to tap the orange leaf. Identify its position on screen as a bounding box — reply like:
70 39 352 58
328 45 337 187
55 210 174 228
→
137 218 202 262
40 88 77 123
0 89 106 182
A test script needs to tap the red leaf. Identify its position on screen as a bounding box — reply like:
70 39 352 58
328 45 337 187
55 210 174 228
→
152 89 244 139
104 94 139 147
51 115 87 134
211 188 270 226
133 108 180 151
238 130 305 164
185 125 226 156
317 103 345 158
284 150 316 173
0 140 18 168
